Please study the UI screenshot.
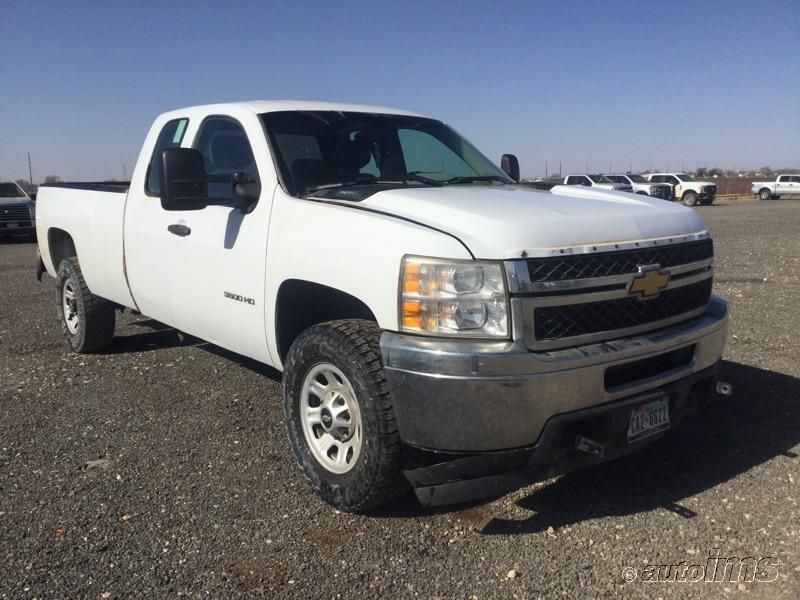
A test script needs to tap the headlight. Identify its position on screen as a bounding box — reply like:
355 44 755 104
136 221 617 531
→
399 256 509 337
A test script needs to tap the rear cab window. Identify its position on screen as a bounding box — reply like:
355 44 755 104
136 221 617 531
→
145 118 189 196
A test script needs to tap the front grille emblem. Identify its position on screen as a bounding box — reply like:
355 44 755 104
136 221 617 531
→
628 265 670 300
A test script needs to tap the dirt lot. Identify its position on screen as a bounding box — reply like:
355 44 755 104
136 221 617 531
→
1 199 798 599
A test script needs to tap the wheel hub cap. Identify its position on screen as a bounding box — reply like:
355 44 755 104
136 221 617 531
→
299 363 362 474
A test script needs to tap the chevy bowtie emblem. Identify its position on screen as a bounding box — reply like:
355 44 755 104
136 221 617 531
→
628 265 670 300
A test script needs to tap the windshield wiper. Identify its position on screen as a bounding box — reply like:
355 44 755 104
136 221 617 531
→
304 173 443 196
443 175 510 185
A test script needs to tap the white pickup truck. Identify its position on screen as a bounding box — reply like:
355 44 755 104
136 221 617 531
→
751 174 800 200
35 101 729 511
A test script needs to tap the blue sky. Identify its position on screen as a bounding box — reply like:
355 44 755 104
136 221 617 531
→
1 0 798 181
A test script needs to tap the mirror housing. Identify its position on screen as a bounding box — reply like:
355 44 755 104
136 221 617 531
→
159 148 209 211
501 154 520 182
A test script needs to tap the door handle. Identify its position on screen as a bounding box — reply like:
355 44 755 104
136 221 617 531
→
167 224 191 237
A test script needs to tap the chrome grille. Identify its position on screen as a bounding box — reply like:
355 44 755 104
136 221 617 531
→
0 204 31 222
507 238 716 350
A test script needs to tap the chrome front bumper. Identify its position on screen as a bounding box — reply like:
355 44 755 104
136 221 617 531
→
381 296 729 452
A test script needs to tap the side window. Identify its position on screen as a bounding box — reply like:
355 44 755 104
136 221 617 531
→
651 176 663 183
194 117 259 200
145 118 189 196
580 176 591 186
792 176 800 183
667 176 678 185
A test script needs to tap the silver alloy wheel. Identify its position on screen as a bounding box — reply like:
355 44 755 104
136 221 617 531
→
299 363 363 474
759 188 771 201
62 280 80 334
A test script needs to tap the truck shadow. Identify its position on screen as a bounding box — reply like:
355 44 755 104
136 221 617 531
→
477 360 800 535
371 360 800 527
105 318 283 382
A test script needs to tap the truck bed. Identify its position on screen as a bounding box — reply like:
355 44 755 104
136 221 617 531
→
36 182 135 309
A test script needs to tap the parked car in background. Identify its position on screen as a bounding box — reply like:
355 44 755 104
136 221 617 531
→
647 173 716 206
563 174 632 192
606 173 673 200
34 100 729 511
751 174 800 201
0 181 36 240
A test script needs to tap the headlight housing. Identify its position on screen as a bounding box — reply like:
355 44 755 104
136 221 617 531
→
400 256 509 338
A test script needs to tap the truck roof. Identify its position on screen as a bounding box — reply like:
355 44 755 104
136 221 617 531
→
165 100 426 119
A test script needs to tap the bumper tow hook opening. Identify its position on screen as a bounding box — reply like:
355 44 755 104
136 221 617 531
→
716 381 733 396
575 435 605 459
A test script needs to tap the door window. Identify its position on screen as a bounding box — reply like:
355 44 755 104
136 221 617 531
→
194 117 259 200
145 118 189 196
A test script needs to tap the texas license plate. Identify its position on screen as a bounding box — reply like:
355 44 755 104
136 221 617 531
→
628 397 670 442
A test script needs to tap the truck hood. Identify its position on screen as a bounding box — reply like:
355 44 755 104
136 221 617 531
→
361 184 707 258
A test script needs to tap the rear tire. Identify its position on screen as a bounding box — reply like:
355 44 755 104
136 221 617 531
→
282 319 407 512
758 188 772 201
682 191 699 207
55 258 115 353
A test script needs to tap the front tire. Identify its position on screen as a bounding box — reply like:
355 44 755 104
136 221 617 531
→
282 319 407 511
55 258 116 353
758 188 772 201
682 191 699 207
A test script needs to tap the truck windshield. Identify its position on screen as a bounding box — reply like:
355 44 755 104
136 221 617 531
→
260 111 511 198
628 174 647 183
677 173 696 182
588 174 613 184
0 183 26 198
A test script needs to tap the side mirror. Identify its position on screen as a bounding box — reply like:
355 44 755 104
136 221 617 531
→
232 172 261 204
159 148 209 211
29 192 37 201
501 154 520 182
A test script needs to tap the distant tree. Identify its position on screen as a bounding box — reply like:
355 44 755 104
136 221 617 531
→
695 167 707 177
760 166 774 177
44 175 62 184
707 168 723 177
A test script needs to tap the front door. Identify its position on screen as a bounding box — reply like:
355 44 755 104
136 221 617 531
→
124 114 272 363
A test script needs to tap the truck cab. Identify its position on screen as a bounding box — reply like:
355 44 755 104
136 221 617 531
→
606 173 673 200
563 174 632 192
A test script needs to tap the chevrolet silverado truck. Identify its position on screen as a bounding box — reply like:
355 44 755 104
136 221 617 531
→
0 181 36 240
647 173 716 206
35 101 729 511
606 173 673 200
751 174 800 200
563 174 632 192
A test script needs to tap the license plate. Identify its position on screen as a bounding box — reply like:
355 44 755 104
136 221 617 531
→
628 397 670 442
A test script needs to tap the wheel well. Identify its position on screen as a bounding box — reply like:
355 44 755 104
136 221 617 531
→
635 191 648 195
682 189 697 198
48 228 77 268
275 280 377 361
759 187 771 194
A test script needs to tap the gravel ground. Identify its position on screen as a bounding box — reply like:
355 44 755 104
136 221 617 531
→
1 199 798 599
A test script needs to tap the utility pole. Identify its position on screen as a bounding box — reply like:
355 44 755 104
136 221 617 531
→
545 161 548 180
559 161 562 177
585 161 588 174
27 152 33 185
